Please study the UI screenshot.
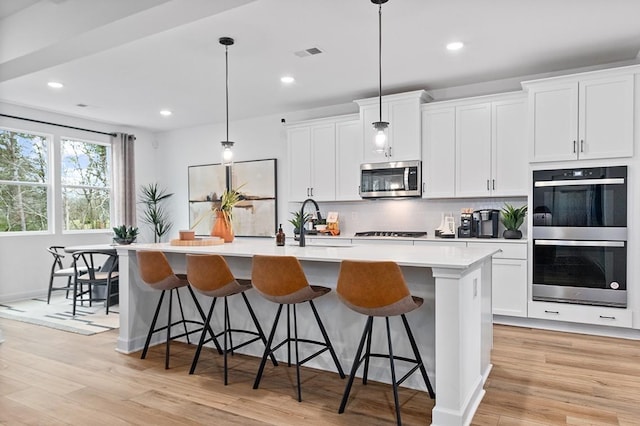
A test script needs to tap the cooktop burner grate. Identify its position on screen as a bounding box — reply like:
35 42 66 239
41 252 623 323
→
354 231 427 238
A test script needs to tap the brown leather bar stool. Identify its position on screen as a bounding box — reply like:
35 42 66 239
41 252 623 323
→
251 254 345 402
336 260 435 425
137 250 221 369
186 254 276 384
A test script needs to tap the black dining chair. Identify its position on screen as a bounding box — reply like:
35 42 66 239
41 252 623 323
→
46 246 88 304
71 250 119 316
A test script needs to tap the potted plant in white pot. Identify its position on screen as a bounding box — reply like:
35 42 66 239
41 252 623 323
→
500 203 528 239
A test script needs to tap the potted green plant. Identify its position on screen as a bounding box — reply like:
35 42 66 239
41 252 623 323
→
112 225 139 244
500 203 528 239
288 211 312 240
139 183 174 243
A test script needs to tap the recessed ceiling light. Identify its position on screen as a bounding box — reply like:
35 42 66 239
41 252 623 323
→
280 76 295 84
47 81 64 89
160 109 172 116
446 41 464 51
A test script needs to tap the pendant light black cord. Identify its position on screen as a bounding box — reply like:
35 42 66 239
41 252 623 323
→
225 43 229 142
378 1 383 123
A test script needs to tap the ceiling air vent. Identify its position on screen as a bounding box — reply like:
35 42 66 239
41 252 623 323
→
294 47 324 58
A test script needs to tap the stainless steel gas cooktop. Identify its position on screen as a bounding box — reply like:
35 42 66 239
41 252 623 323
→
354 231 427 238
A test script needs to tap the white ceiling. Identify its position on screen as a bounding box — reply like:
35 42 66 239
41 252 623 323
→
1 0 640 132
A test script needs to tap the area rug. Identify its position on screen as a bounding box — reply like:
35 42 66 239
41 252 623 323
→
0 294 119 335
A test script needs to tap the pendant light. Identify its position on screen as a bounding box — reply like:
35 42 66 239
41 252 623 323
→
372 0 389 153
219 36 235 165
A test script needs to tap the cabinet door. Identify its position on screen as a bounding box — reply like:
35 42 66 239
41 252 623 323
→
529 82 578 162
335 120 362 201
422 107 455 198
387 98 421 161
578 74 634 160
492 97 527 196
455 103 492 197
361 103 389 163
309 124 336 201
287 127 312 201
492 259 527 317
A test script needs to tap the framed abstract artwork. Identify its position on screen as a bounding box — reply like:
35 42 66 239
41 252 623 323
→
188 159 277 237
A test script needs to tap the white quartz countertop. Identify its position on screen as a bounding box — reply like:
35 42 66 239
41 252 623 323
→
118 237 499 270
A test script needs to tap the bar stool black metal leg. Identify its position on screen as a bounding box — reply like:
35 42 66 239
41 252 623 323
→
165 288 173 370
339 316 372 414
141 291 165 359
189 297 217 374
309 300 345 378
286 304 291 367
386 317 402 426
242 292 278 366
293 303 302 402
223 296 229 385
174 287 190 345
401 314 435 399
188 286 222 354
362 316 373 385
225 297 234 356
253 304 283 390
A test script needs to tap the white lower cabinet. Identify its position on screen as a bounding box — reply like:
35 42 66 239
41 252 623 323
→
528 301 632 328
492 259 527 317
468 241 527 317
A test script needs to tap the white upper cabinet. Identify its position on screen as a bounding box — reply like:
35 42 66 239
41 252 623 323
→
455 102 492 197
491 96 528 196
287 121 336 202
421 106 456 198
287 114 360 202
355 90 430 163
335 119 363 201
422 92 527 198
523 68 635 162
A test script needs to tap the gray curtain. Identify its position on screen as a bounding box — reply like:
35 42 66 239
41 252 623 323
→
113 133 136 226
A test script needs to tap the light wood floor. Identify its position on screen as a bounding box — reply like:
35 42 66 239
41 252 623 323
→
1 318 639 425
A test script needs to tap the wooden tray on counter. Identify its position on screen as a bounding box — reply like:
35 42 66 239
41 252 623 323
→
170 237 224 246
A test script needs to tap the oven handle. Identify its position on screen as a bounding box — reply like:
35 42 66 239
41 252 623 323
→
535 239 625 247
534 178 625 187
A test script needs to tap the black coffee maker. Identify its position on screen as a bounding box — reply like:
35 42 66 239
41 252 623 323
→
472 209 500 238
458 212 473 238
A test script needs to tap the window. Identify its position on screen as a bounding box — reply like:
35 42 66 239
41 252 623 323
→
61 138 112 231
0 126 114 234
0 129 50 232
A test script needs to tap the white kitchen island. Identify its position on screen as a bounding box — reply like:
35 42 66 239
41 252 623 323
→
116 238 498 426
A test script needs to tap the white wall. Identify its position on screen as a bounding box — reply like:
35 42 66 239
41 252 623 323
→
0 102 156 302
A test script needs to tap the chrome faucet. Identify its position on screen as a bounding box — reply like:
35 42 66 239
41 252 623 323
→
299 198 322 247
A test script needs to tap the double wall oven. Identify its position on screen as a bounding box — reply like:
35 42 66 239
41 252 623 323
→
532 166 627 308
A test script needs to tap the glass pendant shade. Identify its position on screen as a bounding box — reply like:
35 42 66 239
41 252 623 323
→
373 121 388 152
221 141 234 164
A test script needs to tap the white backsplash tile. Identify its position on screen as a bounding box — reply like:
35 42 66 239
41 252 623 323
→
288 197 528 237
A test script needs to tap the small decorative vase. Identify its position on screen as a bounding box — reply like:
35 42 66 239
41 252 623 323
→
503 229 522 239
211 212 234 243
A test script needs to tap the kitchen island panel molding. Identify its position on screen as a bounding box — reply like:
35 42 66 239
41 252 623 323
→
115 239 498 426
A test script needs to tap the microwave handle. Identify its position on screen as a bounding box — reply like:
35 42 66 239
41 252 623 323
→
534 178 625 187
535 239 625 247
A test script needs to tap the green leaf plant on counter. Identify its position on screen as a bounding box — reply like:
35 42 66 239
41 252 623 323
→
500 203 528 239
113 225 139 244
288 211 312 235
190 183 246 233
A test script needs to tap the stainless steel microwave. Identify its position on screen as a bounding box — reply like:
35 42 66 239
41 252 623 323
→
360 160 422 198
